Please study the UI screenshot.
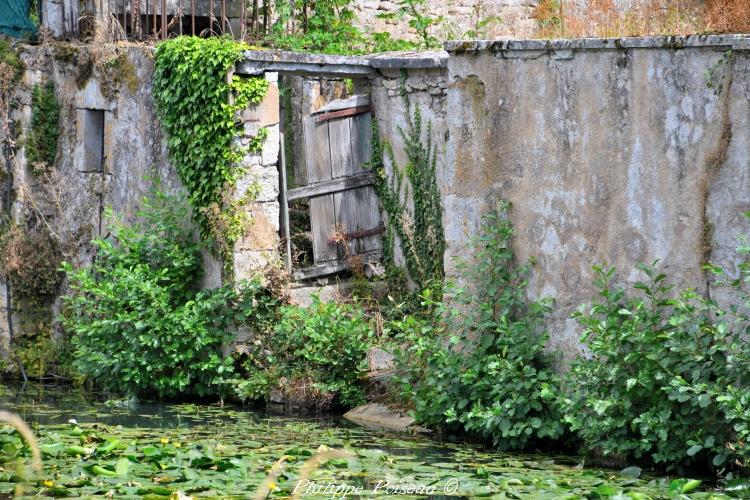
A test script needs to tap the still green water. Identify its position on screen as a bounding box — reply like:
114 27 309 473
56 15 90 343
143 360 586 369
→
0 384 740 499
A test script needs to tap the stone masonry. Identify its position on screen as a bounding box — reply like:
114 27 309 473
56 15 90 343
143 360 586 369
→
233 71 282 282
352 0 539 40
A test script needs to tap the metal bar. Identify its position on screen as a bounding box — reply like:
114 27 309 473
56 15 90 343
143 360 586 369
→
240 0 245 40
209 0 213 34
262 0 267 35
145 0 149 37
191 0 194 35
221 0 225 34
327 225 384 244
178 0 182 35
279 132 292 273
287 171 376 201
161 0 166 39
152 0 156 36
315 106 372 124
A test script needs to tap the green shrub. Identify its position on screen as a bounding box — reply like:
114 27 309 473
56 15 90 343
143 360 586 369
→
62 189 272 399
238 297 372 408
562 259 750 473
277 298 372 407
395 204 564 450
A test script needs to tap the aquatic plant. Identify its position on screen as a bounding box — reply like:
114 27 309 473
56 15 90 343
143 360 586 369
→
0 390 727 498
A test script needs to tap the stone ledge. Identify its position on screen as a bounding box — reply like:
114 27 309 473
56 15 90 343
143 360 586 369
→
445 35 750 53
369 50 449 69
238 50 374 77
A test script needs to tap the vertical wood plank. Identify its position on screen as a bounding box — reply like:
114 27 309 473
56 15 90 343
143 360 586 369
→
350 113 373 174
304 115 332 183
310 194 338 263
355 186 383 253
329 117 353 179
333 190 360 257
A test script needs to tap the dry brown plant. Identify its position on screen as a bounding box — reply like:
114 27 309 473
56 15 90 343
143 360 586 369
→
531 0 749 38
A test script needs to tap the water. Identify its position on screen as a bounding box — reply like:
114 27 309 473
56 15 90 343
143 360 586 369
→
0 384 734 498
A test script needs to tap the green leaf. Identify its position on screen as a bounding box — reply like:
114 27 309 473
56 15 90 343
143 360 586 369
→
620 466 642 478
681 479 702 493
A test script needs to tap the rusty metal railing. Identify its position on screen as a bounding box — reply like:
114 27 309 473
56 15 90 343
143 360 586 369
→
86 0 274 41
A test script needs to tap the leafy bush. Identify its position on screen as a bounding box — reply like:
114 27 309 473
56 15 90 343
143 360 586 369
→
396 204 564 450
237 297 372 408
62 190 273 399
562 259 750 473
276 298 372 407
269 0 366 54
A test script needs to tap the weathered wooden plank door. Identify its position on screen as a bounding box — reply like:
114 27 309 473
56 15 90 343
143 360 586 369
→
289 95 382 280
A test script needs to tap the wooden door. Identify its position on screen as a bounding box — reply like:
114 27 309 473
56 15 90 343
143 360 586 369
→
287 95 383 280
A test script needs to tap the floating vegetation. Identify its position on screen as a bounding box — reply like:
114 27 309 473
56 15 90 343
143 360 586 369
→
0 385 740 498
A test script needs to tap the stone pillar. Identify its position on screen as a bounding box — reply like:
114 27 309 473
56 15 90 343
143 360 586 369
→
232 71 281 282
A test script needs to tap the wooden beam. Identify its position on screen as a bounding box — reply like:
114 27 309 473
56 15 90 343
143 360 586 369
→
287 171 375 201
293 250 383 281
327 225 384 244
315 106 372 123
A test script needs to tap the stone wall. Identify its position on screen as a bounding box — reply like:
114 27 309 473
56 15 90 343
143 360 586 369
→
352 0 538 41
0 43 181 353
5 36 750 367
0 43 282 354
368 52 449 270
443 36 750 362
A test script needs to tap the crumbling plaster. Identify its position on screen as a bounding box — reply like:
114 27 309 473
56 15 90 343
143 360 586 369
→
444 36 750 362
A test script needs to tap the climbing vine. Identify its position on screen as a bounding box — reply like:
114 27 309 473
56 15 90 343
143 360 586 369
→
370 79 445 291
153 36 269 263
26 82 60 172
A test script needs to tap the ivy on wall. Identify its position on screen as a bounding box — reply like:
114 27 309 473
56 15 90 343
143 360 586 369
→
371 80 445 290
26 82 60 172
153 36 269 263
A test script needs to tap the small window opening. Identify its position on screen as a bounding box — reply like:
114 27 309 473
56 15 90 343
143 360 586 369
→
81 109 105 173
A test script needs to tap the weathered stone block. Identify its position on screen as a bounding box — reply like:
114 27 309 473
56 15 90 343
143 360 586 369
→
240 83 280 127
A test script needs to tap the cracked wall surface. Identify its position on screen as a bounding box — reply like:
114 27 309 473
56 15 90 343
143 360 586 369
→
3 37 750 366
444 37 750 363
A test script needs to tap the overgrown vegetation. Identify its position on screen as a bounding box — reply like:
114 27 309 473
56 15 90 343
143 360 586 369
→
62 190 277 399
0 224 63 304
25 82 60 172
371 79 444 292
393 205 563 450
62 188 369 406
0 390 722 498
236 298 372 408
153 36 269 265
562 254 750 474
0 40 24 88
533 0 750 38
263 0 443 53
376 0 443 49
